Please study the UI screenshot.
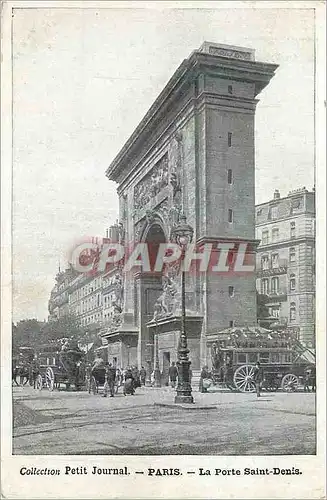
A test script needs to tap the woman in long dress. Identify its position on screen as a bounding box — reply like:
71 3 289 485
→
199 366 210 393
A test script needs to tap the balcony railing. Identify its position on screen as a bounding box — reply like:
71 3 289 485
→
264 288 288 302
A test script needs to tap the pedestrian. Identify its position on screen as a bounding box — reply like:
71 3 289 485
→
103 362 116 397
115 367 122 393
311 365 316 392
131 365 140 389
30 355 40 389
304 368 311 393
199 365 211 393
253 361 264 397
123 366 135 395
140 366 146 386
168 362 178 388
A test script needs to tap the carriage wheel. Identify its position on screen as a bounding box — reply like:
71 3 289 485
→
36 374 43 390
45 367 55 391
233 365 256 393
281 373 299 392
90 376 97 395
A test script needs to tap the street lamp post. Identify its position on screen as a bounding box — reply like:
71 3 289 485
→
170 214 194 404
126 344 130 366
145 358 152 386
154 319 161 387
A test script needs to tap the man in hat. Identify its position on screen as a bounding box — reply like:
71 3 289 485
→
30 355 40 390
103 362 116 398
252 361 264 397
168 362 178 389
304 367 311 393
139 366 147 386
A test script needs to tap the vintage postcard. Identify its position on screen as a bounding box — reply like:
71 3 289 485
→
1 1 326 498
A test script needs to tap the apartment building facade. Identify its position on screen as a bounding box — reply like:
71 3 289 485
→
255 187 315 347
48 231 120 330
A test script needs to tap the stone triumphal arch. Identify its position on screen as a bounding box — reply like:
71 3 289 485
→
101 42 277 376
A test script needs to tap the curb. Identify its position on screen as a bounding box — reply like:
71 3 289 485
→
154 402 217 410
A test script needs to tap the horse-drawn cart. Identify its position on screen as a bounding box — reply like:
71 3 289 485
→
86 365 123 395
37 340 86 391
14 346 35 386
208 326 315 393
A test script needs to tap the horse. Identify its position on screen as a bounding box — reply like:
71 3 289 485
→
18 364 30 386
12 362 19 386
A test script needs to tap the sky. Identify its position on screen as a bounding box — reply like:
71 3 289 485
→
12 5 315 322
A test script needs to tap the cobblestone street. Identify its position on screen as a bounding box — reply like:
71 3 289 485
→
13 386 316 455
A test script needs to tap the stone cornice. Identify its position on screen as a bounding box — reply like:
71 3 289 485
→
106 48 278 184
196 236 260 250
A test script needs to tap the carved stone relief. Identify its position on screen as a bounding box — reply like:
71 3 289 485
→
153 274 181 321
132 130 184 242
134 154 169 210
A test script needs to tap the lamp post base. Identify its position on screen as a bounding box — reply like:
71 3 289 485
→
175 359 194 403
174 394 194 404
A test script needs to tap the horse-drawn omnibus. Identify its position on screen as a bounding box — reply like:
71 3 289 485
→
208 326 315 393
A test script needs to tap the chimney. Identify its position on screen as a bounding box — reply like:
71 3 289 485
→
109 224 119 242
273 189 280 200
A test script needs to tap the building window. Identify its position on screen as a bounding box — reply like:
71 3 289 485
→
270 305 280 318
307 246 314 260
261 255 269 270
227 169 233 184
290 273 296 291
271 253 279 268
272 228 279 242
229 320 234 327
290 222 296 239
271 277 279 294
261 278 269 295
289 247 296 263
290 302 296 321
228 286 235 297
262 230 269 245
271 206 278 220
228 85 233 94
228 132 232 147
228 209 233 223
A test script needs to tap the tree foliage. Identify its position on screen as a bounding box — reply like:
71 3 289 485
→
12 319 44 353
40 314 83 342
12 314 84 353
